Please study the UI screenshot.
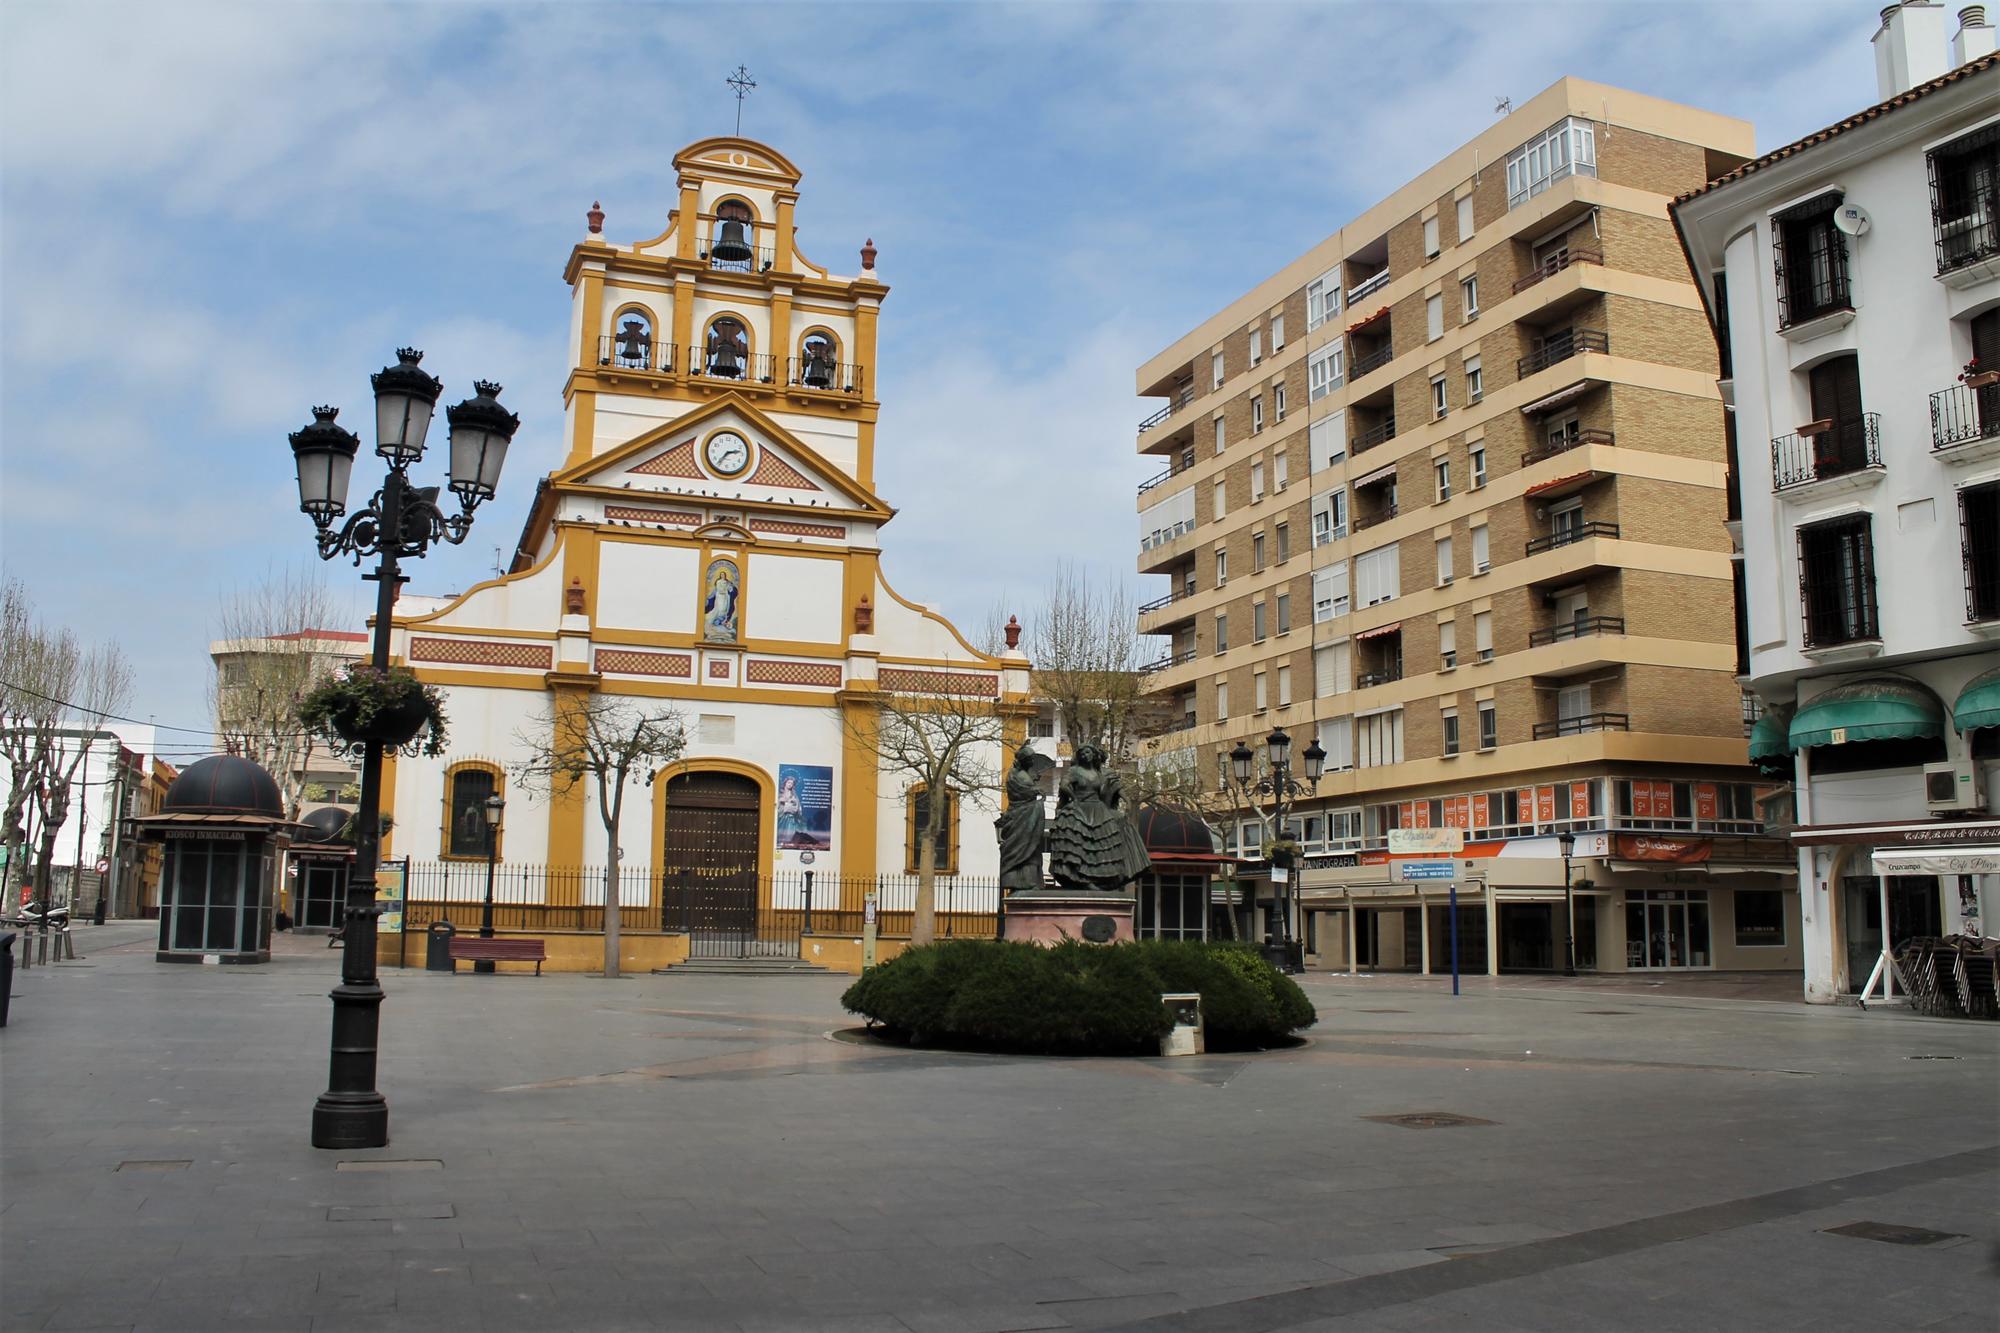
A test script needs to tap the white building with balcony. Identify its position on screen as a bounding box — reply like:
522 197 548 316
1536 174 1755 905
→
1673 2 2000 1004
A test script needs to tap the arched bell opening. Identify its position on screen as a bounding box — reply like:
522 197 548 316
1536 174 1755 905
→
607 307 657 371
703 316 750 380
796 329 840 390
707 199 760 271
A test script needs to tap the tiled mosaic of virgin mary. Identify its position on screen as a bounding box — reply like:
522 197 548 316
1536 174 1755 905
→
702 556 740 642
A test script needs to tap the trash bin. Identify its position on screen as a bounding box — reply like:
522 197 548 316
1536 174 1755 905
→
1 931 16 1027
426 921 457 972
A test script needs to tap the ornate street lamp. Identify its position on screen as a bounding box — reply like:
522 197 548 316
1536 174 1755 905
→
291 349 519 1150
1222 729 1326 974
1557 828 1578 977
477 794 505 975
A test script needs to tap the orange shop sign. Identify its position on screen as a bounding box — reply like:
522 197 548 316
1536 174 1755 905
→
1613 835 1711 864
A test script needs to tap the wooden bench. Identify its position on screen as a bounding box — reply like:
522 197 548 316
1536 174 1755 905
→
448 937 547 975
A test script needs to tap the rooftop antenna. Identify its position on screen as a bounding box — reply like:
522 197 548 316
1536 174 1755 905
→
1494 95 1512 116
727 64 757 135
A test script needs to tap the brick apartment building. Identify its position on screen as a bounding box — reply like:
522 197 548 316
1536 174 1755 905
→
1133 78 1797 976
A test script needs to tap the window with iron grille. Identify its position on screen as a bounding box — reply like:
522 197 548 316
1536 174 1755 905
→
1962 480 2000 624
1929 120 2000 276
1796 513 1878 648
1771 193 1850 328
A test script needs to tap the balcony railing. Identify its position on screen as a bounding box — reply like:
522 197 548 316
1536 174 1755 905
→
1138 584 1197 616
1351 344 1394 378
1528 615 1626 647
1140 519 1196 553
1353 504 1398 532
699 240 777 273
1138 464 1178 498
1931 381 2000 451
1351 418 1397 452
1517 328 1609 379
1520 427 1613 468
1350 267 1391 302
1357 664 1403 689
1533 712 1630 739
690 351 778 384
1138 401 1174 433
785 357 863 393
1512 247 1604 294
1525 520 1618 555
1771 414 1882 491
598 336 677 373
1140 648 1196 675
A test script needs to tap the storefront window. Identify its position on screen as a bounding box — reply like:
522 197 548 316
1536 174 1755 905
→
1625 888 1710 968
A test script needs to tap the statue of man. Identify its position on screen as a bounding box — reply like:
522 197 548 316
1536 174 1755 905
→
994 744 1046 895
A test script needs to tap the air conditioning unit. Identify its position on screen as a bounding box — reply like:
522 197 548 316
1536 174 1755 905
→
1924 761 1986 813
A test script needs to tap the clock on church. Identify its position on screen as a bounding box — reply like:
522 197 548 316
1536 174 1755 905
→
704 429 751 476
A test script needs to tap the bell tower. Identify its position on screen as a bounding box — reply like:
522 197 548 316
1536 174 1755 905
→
554 137 888 504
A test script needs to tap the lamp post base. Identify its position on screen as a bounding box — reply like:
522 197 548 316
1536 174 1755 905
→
1261 940 1304 974
311 1092 389 1149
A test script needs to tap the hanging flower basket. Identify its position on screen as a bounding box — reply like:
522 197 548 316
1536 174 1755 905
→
299 665 449 757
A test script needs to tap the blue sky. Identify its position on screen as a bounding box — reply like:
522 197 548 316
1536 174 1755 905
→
1 0 1877 747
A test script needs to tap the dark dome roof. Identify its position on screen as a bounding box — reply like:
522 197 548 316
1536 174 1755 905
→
162 756 285 818
1135 805 1222 857
298 806 352 844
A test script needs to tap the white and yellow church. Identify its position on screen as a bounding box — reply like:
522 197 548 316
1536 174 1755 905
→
378 137 1027 938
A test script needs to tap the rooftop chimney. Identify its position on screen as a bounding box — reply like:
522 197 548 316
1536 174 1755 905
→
1874 0 1950 97
1954 5 1997 62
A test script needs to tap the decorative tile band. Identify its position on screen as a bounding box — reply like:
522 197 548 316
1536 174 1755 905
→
746 660 842 688
605 505 703 525
879 668 999 697
748 518 845 539
746 452 816 489
632 439 703 478
409 638 553 670
708 659 732 679
593 649 693 677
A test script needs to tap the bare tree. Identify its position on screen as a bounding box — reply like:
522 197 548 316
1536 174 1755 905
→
1022 562 1149 767
840 683 1005 945
210 565 351 821
511 694 687 977
0 580 133 909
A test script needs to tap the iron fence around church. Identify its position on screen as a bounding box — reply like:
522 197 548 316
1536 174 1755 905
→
398 861 1001 947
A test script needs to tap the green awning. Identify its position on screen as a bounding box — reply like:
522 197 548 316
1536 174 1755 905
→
1747 711 1792 772
1789 676 1944 750
1954 665 2000 733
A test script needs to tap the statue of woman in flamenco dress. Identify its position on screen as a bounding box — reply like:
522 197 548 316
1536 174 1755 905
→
1046 743 1152 893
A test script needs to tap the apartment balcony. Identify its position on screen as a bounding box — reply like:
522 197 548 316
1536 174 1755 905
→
1139 647 1197 676
1137 382 1201 438
1138 586 1198 632
1512 247 1603 295
597 336 678 374
1349 267 1391 304
1533 712 1630 740
1930 381 2000 465
1353 502 1399 532
1527 615 1625 647
1137 463 1177 499
1516 328 1609 380
1771 414 1883 500
1351 416 1397 453
1138 522 1198 573
1356 664 1403 689
1520 427 1613 468
1525 520 1619 556
1350 343 1394 379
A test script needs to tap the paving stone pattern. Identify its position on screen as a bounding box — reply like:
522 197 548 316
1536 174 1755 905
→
1 921 1994 1331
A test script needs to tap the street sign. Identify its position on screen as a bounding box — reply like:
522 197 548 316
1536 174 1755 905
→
1398 861 1455 882
1388 828 1465 855
95 858 110 875
1270 866 1290 884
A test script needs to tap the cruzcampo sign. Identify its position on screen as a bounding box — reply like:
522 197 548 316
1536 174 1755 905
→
1388 827 1465 856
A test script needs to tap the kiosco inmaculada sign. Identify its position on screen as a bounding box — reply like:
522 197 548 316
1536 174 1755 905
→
1613 835 1711 863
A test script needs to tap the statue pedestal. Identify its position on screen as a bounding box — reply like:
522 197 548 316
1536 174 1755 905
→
1001 890 1136 945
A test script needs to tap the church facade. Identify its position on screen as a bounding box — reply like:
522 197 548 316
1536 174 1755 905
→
380 137 1025 916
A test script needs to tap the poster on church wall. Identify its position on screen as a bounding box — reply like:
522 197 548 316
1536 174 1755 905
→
776 764 833 852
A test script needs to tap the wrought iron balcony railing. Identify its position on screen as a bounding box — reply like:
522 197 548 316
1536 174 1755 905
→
1356 664 1403 689
785 357 863 393
1520 427 1614 468
1771 414 1882 491
699 240 777 273
1351 418 1397 452
1528 615 1626 647
1351 344 1394 378
1140 648 1197 675
1349 267 1391 302
1533 712 1630 739
690 351 778 384
1512 247 1604 294
1525 520 1618 555
597 336 677 373
1138 401 1174 433
1138 464 1175 497
1931 382 2000 452
1517 328 1609 379
1353 504 1398 532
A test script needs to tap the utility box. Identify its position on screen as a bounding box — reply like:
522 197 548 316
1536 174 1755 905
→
1160 992 1205 1056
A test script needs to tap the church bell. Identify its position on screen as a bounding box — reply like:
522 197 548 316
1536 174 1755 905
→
616 320 649 367
712 218 754 263
802 346 835 389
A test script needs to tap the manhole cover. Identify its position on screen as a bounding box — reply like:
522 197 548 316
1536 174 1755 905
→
1824 1221 1964 1246
1362 1111 1496 1129
117 1160 191 1172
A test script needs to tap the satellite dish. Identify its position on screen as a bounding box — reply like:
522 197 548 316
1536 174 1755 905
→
1834 204 1871 237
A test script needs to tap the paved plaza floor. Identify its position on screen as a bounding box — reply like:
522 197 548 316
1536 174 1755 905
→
2 921 1994 1332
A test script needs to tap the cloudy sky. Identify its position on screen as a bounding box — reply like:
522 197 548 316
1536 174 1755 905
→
1 0 1876 748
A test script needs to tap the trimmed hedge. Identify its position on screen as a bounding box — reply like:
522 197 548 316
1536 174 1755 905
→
842 938 1315 1056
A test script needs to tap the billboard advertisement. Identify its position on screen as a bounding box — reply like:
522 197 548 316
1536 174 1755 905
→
776 764 833 852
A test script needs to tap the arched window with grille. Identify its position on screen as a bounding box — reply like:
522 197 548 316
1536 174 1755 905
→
443 764 501 859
